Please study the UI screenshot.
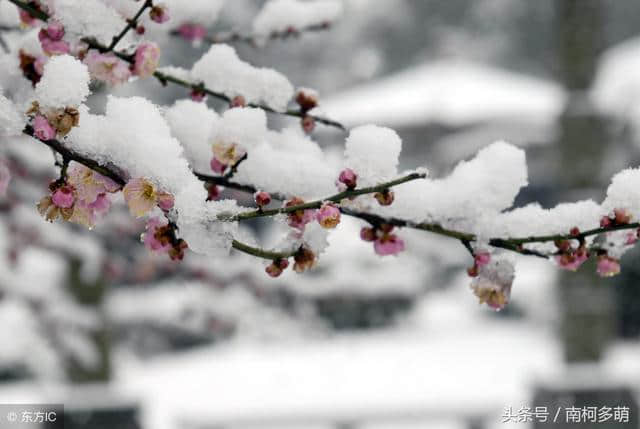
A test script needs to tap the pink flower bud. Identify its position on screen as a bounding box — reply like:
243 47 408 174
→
596 254 621 277
374 190 394 206
142 217 172 252
474 251 491 267
295 88 318 112
157 191 175 211
285 197 316 230
626 231 638 246
44 21 65 40
374 234 405 256
190 89 206 102
133 42 160 78
266 259 289 277
230 95 246 108
293 247 316 273
52 185 75 208
33 115 56 140
338 168 357 189
600 216 612 228
210 157 227 174
150 5 170 24
254 191 271 207
614 208 632 225
555 247 589 271
205 183 220 201
360 227 376 242
177 23 207 42
19 10 36 27
316 203 341 229
301 115 315 134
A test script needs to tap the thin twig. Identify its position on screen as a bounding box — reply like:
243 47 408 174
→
172 22 332 46
107 0 153 52
231 239 296 260
228 173 427 222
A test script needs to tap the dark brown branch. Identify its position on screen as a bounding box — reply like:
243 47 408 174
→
7 0 48 22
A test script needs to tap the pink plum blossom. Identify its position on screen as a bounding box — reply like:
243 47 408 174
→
285 197 316 230
373 234 405 256
84 50 131 86
67 164 120 204
133 42 160 78
142 217 172 252
596 254 621 277
123 178 159 217
51 185 75 208
68 194 112 229
212 141 245 167
33 115 56 140
123 178 173 218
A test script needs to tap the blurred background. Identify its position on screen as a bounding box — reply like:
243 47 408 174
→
1 0 640 428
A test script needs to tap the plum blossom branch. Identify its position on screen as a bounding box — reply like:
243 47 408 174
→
80 38 346 131
227 172 428 222
23 125 126 187
152 67 346 130
9 0 345 130
19 126 640 266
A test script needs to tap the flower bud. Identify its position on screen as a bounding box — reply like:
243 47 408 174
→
301 115 315 134
360 227 376 242
230 96 246 108
338 168 357 189
295 88 318 112
316 203 341 229
254 191 271 207
374 189 394 206
150 4 170 24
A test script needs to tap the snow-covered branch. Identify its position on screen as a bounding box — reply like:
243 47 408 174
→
3 0 640 312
